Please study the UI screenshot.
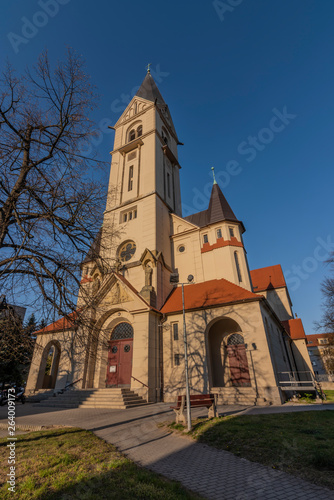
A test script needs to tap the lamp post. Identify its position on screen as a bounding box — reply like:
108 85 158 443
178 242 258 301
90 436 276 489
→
170 273 194 431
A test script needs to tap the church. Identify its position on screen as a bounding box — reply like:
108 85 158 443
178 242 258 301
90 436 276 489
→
26 70 314 406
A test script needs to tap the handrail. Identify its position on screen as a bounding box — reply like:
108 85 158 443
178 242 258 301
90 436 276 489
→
131 375 149 389
57 378 83 395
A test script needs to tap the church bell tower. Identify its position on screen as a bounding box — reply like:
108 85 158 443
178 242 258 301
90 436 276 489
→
103 70 182 308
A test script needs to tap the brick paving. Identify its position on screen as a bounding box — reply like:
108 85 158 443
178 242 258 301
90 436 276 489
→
0 402 333 499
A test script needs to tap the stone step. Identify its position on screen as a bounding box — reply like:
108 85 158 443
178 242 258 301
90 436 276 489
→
79 401 148 409
52 394 142 402
56 390 134 398
34 388 147 409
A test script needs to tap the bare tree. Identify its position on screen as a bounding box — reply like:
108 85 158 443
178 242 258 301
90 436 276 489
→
0 299 34 386
316 253 334 372
0 49 113 322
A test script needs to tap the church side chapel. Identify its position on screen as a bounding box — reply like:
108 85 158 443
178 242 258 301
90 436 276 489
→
26 70 314 407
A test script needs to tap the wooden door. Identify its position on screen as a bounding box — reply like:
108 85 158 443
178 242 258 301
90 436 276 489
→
106 339 133 387
227 344 251 387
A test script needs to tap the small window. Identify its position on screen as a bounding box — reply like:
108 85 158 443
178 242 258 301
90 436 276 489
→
174 354 180 366
128 166 134 191
307 340 313 344
121 207 137 223
229 227 235 238
234 251 242 282
203 234 208 244
129 129 136 141
216 228 222 239
178 245 185 253
137 125 142 137
167 172 171 198
173 323 179 341
162 129 169 145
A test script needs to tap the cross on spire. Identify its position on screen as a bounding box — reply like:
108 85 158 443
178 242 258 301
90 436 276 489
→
211 167 217 185
146 63 152 73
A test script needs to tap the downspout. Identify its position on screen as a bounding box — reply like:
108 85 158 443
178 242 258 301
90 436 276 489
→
159 313 168 402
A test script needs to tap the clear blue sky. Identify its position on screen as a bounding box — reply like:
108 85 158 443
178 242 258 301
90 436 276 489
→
1 0 333 333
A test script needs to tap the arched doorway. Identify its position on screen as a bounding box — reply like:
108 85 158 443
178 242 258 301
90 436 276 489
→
106 322 134 387
208 318 251 387
36 341 61 389
226 334 251 387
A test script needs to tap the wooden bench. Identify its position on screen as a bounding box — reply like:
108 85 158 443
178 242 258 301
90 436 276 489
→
171 394 218 424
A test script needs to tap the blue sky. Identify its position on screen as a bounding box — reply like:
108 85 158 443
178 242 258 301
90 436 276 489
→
1 0 333 333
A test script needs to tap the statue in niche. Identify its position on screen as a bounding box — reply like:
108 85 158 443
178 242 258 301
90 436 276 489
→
144 263 153 287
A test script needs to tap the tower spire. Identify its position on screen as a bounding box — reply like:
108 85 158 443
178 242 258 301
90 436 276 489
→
211 167 217 185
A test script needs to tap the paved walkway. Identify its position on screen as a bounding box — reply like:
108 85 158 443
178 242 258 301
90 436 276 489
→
1 402 334 499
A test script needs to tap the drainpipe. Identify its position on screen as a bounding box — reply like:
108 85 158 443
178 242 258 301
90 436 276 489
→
159 314 168 402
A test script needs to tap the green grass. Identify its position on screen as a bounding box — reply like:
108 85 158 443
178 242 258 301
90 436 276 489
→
169 411 334 490
0 428 202 499
295 389 334 404
324 390 334 402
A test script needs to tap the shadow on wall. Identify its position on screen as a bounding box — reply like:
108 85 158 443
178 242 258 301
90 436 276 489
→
163 298 273 403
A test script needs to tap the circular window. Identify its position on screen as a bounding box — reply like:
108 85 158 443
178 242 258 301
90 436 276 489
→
111 346 118 353
178 245 185 253
124 345 131 352
118 241 136 262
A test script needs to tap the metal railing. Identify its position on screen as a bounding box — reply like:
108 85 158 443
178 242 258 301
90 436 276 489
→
315 374 334 383
278 371 316 390
56 378 83 395
131 375 149 389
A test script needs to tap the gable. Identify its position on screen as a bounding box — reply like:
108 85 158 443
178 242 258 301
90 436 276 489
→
114 97 153 127
171 213 199 235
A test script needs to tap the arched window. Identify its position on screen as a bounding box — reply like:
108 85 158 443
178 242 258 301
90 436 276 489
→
234 251 242 282
227 333 244 345
111 322 134 340
129 129 136 141
162 128 169 145
137 125 142 137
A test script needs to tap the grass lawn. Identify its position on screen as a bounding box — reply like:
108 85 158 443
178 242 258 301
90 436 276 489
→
0 427 201 499
324 390 334 402
296 389 334 404
169 410 334 490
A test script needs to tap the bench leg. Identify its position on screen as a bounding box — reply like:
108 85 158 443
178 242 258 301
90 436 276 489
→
174 395 186 424
173 408 187 425
208 395 218 419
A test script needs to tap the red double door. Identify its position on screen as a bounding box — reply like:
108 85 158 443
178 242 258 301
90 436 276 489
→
106 339 133 387
227 344 251 387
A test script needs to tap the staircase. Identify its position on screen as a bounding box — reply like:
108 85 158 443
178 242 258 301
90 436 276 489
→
214 387 265 406
34 388 148 409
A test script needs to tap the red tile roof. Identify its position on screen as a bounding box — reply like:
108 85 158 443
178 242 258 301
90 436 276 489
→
282 318 306 339
305 333 332 346
160 278 261 314
250 265 286 292
35 310 80 335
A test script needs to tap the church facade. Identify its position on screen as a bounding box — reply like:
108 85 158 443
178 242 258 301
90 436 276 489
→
26 71 313 406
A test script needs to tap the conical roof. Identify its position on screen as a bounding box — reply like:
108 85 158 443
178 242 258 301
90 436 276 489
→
184 182 244 231
136 72 166 105
82 228 102 265
207 183 238 223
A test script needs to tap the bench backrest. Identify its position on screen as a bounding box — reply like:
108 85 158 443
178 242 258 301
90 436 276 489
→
176 394 215 407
